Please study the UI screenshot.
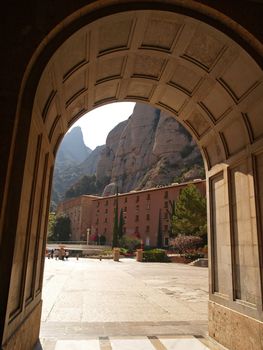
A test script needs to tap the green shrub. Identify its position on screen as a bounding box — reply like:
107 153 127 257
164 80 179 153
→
119 247 128 255
119 236 141 252
102 248 113 256
142 249 170 262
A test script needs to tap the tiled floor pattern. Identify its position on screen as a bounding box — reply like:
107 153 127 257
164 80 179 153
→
52 336 210 350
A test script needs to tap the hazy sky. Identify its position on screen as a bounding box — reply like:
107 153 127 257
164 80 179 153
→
69 102 136 150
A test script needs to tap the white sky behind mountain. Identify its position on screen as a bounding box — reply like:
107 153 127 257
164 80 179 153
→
68 102 136 150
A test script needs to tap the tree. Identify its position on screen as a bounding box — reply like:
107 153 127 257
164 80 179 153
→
157 209 163 248
65 175 97 198
118 208 124 239
167 199 176 237
112 190 119 247
53 215 72 241
99 235 106 245
172 184 207 242
47 212 56 242
65 174 111 199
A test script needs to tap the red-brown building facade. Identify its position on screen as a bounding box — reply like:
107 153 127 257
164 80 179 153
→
56 195 98 241
57 180 206 246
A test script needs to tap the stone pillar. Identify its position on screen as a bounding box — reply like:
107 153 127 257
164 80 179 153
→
113 248 120 261
207 158 263 349
0 116 54 349
136 249 143 262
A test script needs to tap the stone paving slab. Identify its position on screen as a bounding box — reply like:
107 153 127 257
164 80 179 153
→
41 258 208 323
40 258 210 349
40 320 208 339
41 336 213 350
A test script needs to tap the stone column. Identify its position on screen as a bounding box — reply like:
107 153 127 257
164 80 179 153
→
113 248 120 261
136 249 143 262
207 157 263 349
0 115 54 349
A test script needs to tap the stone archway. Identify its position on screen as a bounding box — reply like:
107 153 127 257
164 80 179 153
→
0 2 263 350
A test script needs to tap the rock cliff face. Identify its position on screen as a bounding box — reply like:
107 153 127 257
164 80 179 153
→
78 145 105 175
52 128 101 206
96 103 204 194
96 120 128 181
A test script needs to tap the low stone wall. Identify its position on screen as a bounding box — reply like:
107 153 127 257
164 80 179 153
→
189 258 208 267
168 255 190 264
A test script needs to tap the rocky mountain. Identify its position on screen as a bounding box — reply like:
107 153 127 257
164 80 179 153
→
52 127 101 206
96 103 204 195
52 103 204 205
56 126 91 166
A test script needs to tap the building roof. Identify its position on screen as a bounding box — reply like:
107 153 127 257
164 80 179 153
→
91 179 206 201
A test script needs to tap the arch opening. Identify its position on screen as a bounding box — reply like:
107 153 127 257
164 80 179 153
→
42 100 209 348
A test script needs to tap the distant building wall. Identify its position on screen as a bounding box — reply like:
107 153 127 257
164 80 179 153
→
91 180 206 246
56 195 98 241
56 180 206 244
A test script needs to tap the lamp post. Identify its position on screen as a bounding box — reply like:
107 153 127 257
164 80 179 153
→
87 228 90 245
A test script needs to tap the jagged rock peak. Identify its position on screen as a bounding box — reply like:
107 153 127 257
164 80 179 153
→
56 126 91 164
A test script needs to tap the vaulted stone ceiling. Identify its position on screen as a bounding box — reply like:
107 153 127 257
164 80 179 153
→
34 10 263 170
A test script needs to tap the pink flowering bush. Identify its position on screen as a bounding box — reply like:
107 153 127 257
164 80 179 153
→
170 234 202 254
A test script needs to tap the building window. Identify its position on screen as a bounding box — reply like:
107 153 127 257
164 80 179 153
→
164 212 168 220
136 195 139 203
104 218 107 223
125 197 127 203
164 201 168 208
146 225 150 232
164 191 168 199
164 225 168 232
146 214 150 221
135 215 139 222
147 194 150 200
124 206 127 212
97 202 100 207
96 218 99 224
135 226 139 232
105 208 108 214
164 237 169 246
105 200 108 206
104 228 107 234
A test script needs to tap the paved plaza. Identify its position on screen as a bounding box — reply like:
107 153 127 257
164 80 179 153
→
40 258 220 349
